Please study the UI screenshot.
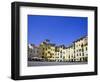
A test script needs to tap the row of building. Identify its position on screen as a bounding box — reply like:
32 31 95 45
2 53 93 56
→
28 36 88 62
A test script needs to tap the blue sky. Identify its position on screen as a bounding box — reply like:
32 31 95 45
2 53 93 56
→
28 15 87 46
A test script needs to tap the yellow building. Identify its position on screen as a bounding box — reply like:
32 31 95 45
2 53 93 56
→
49 45 55 61
39 39 56 61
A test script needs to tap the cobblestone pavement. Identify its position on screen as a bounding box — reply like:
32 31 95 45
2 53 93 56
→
28 61 87 67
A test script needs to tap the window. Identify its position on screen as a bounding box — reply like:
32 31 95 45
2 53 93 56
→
60 51 62 53
37 51 38 53
81 44 83 47
46 48 47 50
79 49 81 51
42 52 44 55
86 47 87 51
42 56 44 58
71 55 73 58
82 53 84 56
48 51 50 54
31 50 32 53
63 56 65 59
80 53 81 56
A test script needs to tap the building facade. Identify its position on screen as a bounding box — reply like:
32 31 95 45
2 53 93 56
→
28 44 42 61
28 36 88 62
74 36 88 62
39 39 56 61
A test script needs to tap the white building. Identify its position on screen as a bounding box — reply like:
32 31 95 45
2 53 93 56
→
74 36 88 62
28 44 42 61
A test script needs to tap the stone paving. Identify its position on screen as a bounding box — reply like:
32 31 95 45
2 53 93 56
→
28 61 87 67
